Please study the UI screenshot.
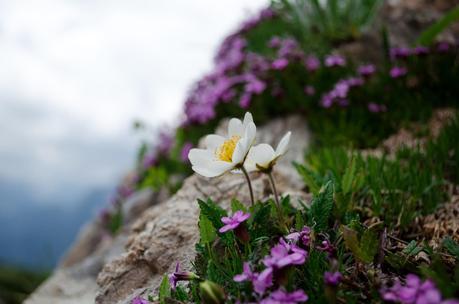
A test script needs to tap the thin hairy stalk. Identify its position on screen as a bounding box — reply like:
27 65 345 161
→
241 166 255 206
268 172 287 231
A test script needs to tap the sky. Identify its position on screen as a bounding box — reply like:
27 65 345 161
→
0 0 267 206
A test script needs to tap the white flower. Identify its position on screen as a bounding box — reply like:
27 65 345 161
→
188 112 257 177
244 131 291 172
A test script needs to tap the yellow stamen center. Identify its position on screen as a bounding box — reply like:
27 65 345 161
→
216 135 240 162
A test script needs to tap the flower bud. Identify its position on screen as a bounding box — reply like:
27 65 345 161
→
199 280 226 304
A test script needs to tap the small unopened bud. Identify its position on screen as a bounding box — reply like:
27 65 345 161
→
199 280 225 304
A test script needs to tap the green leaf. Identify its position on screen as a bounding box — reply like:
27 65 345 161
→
231 199 247 213
342 155 357 194
402 240 423 257
443 237 459 259
342 225 378 263
199 214 217 244
294 162 320 195
159 275 171 304
198 199 227 231
250 202 272 239
359 228 379 263
417 6 459 46
309 180 334 231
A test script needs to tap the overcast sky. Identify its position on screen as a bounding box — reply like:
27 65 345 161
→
0 0 267 205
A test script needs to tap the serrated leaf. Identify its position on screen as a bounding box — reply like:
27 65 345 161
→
198 199 227 231
231 199 247 213
159 275 171 304
342 225 361 258
309 180 334 231
294 162 320 195
342 155 357 194
403 240 423 257
342 225 378 263
360 229 378 263
199 214 217 244
250 202 272 239
443 237 459 259
295 212 305 231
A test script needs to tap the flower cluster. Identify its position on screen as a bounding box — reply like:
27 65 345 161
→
233 231 310 302
321 77 364 108
381 274 459 304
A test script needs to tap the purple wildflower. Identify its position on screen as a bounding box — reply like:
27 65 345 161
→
380 274 459 304
286 226 311 247
261 288 309 304
180 142 193 162
233 263 273 294
304 85 315 96
245 75 266 94
143 152 157 169
253 268 274 294
234 262 256 282
413 46 429 56
158 131 174 154
132 296 149 304
272 58 289 70
325 55 346 67
263 239 307 269
219 211 251 233
358 64 376 77
317 239 334 256
168 262 199 290
368 102 387 113
390 66 407 78
390 47 411 59
436 42 450 53
239 92 252 109
269 36 282 48
304 55 320 71
324 271 342 286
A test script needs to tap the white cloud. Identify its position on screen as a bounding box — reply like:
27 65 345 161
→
0 0 267 204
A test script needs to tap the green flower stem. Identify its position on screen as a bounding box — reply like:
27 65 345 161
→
241 166 255 206
268 172 288 232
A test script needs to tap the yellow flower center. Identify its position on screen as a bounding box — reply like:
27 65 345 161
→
216 135 240 162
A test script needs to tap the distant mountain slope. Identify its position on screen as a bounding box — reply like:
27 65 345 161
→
0 179 109 270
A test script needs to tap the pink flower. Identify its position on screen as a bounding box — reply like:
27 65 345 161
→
304 56 320 71
263 239 307 269
324 271 342 286
180 142 193 162
272 58 289 70
132 296 149 304
261 288 308 304
286 226 311 247
304 85 315 96
325 55 346 67
358 64 376 77
233 262 273 295
168 262 199 290
390 66 407 78
380 274 459 304
219 211 251 233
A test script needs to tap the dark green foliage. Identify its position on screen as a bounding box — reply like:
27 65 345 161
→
417 6 459 46
307 181 334 232
0 265 48 304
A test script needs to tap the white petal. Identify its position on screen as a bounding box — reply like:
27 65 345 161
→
228 118 243 137
244 122 257 145
242 112 254 127
205 134 225 150
192 160 234 178
188 148 213 168
275 131 291 156
246 144 275 169
231 137 247 165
